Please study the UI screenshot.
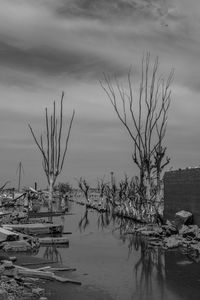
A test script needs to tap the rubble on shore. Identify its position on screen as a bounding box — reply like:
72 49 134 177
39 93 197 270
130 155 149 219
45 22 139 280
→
125 210 200 257
0 206 79 300
0 256 46 300
74 197 200 256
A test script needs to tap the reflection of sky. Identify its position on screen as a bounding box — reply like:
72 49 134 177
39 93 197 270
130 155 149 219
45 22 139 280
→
0 0 199 188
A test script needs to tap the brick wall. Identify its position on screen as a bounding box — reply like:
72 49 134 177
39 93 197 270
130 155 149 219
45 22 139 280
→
164 168 200 225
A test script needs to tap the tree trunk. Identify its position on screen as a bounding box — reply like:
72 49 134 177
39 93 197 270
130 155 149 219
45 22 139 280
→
145 175 151 202
48 175 54 213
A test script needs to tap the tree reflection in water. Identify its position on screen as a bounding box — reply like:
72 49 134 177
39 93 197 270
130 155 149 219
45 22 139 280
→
97 211 112 230
134 241 165 299
43 244 63 263
112 216 165 299
78 208 90 232
78 209 166 299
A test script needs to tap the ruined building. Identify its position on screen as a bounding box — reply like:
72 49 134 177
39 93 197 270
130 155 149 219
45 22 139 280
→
164 167 200 226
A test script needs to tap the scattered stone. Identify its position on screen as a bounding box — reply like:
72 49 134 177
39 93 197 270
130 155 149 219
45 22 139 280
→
23 282 34 289
0 288 7 300
0 254 10 262
164 236 182 248
195 231 200 241
9 256 17 262
2 260 13 268
0 228 19 243
174 210 193 228
179 225 199 238
190 243 200 253
2 240 32 252
32 287 45 296
162 220 178 236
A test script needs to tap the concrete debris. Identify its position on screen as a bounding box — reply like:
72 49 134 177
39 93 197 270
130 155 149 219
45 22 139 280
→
0 207 74 299
0 258 80 300
2 240 32 252
32 287 45 296
125 213 200 255
174 210 193 228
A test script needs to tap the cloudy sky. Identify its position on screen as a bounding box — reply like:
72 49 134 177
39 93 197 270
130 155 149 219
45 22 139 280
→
0 0 199 189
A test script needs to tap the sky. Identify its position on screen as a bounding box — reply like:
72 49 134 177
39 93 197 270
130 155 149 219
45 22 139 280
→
0 0 200 189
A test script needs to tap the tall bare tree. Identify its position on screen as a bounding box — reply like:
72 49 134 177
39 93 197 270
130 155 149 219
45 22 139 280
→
29 92 75 212
101 53 173 205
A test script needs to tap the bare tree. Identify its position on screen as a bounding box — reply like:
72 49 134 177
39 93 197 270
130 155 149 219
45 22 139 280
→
29 92 75 212
118 174 138 203
77 177 90 204
101 53 173 205
97 177 107 200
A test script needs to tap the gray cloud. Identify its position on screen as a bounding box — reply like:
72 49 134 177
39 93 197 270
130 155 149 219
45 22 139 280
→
0 39 127 80
55 0 160 20
0 0 199 186
0 0 198 91
0 0 182 84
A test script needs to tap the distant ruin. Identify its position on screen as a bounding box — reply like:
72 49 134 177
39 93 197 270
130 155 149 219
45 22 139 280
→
164 167 200 225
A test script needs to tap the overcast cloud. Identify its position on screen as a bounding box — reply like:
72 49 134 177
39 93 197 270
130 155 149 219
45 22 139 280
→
0 0 199 188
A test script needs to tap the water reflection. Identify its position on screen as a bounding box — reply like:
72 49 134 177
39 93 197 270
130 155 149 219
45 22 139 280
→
97 210 112 230
134 244 165 299
43 245 63 263
77 208 166 300
33 203 200 300
78 208 89 232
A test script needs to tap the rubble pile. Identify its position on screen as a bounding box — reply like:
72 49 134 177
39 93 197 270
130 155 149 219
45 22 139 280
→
1 212 28 225
126 210 200 255
0 259 46 300
0 227 40 253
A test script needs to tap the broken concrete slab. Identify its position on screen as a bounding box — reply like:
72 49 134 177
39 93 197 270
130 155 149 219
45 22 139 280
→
39 237 69 245
3 223 63 235
0 227 19 243
163 236 183 248
179 225 199 238
31 287 45 296
174 210 193 228
2 240 32 252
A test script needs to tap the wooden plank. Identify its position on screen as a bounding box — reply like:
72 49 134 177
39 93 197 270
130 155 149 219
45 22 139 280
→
52 275 81 284
21 261 57 266
17 267 55 280
0 212 11 217
38 267 76 272
16 266 81 284
3 223 62 229
28 211 65 218
28 212 75 218
39 237 69 245
35 266 51 271
3 223 63 235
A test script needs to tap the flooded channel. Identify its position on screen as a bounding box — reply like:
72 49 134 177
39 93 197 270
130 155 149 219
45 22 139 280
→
21 202 200 300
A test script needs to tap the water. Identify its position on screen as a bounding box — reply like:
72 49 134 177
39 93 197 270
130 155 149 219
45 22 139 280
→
30 202 200 300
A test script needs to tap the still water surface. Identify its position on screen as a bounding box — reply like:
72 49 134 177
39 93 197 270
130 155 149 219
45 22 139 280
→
34 202 200 300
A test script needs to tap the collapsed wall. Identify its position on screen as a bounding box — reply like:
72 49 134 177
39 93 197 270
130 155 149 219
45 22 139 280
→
164 168 200 226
